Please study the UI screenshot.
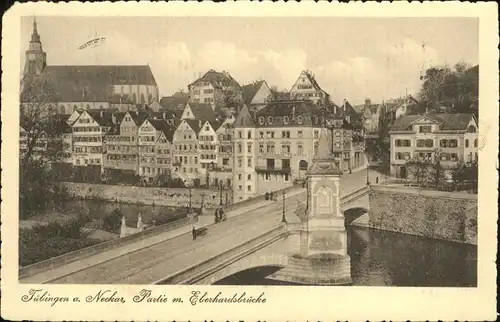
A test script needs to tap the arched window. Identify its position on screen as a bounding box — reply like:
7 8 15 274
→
133 93 137 103
258 117 264 125
140 93 145 105
467 125 477 133
474 138 478 147
299 160 308 170
283 116 289 124
148 94 153 104
297 116 303 124
267 116 273 124
59 105 65 114
465 139 469 148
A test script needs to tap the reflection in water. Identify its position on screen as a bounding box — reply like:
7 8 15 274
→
215 227 477 287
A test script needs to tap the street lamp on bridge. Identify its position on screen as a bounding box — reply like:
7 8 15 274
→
219 182 224 206
281 191 287 224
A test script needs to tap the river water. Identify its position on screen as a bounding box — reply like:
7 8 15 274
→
215 227 477 287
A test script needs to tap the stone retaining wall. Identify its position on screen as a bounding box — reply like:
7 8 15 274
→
61 182 229 209
369 185 477 245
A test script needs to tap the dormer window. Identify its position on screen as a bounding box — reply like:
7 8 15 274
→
297 116 303 124
258 117 264 125
267 116 273 124
283 116 289 124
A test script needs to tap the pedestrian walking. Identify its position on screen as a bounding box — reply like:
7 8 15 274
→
192 226 196 240
376 177 379 184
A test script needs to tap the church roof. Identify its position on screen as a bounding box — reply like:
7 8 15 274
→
37 65 156 102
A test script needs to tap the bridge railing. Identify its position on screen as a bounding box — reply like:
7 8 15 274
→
224 184 304 213
155 226 287 285
19 216 193 280
340 185 370 205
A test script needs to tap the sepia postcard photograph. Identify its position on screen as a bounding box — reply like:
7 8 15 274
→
1 2 498 321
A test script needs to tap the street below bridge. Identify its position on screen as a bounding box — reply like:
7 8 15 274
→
21 168 381 285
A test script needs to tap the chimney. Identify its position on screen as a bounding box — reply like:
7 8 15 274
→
343 99 347 111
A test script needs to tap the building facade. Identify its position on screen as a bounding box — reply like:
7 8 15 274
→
71 110 112 168
289 70 329 105
187 69 243 108
137 119 175 182
172 119 201 184
389 113 479 178
103 111 148 175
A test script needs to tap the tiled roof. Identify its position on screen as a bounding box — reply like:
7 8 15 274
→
188 103 216 121
86 110 113 126
128 111 150 125
36 65 156 102
159 96 189 110
242 80 265 105
189 69 241 89
184 119 202 135
390 113 475 132
233 105 256 128
148 119 176 142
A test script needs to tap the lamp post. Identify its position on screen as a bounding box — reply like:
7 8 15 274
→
281 191 287 223
219 182 223 206
365 147 370 185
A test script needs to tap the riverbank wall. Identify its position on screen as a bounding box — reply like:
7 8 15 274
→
368 185 477 245
61 182 230 209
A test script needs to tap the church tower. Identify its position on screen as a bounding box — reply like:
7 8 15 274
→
24 17 47 76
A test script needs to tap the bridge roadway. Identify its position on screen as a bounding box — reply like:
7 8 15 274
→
23 169 375 284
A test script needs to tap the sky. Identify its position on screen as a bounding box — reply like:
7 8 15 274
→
20 16 478 105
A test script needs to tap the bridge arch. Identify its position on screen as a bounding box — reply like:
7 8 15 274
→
188 235 291 285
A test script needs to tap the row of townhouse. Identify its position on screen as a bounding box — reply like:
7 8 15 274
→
60 101 236 187
389 113 479 178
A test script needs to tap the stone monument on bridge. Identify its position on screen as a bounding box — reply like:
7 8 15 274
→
270 127 352 285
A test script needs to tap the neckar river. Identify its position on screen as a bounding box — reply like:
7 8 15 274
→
215 226 477 287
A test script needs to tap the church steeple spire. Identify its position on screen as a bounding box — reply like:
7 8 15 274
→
31 17 41 43
24 16 47 76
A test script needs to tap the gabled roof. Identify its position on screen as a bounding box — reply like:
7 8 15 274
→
187 103 216 121
189 69 241 89
37 65 157 102
184 119 202 135
390 113 476 132
85 110 113 126
147 119 176 142
233 105 256 128
242 80 266 105
127 111 150 125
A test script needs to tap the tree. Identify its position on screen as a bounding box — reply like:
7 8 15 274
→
406 159 429 186
418 63 478 115
430 149 444 188
19 74 67 218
